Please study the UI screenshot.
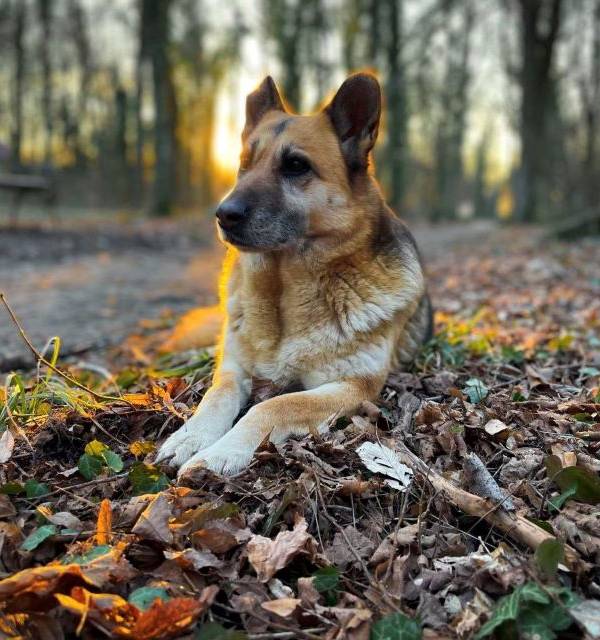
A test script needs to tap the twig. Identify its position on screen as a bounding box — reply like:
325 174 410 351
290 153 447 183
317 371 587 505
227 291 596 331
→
248 632 325 640
0 292 129 405
15 472 129 503
312 471 401 613
393 440 580 569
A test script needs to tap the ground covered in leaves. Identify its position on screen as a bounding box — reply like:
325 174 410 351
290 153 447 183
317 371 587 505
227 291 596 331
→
1 227 600 639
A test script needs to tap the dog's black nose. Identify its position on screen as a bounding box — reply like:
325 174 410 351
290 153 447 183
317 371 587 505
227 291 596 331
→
215 197 249 230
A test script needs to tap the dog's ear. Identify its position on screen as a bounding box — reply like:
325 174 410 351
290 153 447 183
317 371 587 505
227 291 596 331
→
324 73 381 172
243 76 285 140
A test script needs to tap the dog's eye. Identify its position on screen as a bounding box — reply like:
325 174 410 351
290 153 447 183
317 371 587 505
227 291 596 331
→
281 155 311 177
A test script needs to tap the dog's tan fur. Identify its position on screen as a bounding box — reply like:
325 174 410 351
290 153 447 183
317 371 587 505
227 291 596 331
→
156 73 432 476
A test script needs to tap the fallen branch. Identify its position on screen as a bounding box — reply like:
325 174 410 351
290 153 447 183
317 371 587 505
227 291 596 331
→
394 441 580 569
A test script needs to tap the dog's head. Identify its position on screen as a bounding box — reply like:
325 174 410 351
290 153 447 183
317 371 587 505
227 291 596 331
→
215 73 382 252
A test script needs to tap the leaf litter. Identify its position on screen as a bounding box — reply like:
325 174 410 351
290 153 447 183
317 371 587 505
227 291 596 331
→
1 229 600 638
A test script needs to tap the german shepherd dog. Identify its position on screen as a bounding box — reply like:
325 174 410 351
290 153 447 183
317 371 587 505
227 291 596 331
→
156 73 432 477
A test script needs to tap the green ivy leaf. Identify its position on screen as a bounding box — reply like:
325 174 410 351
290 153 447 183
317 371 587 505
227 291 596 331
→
24 479 50 498
102 449 124 473
475 583 578 639
371 612 421 640
463 378 489 403
313 566 340 593
128 462 170 495
129 586 170 611
78 453 103 480
195 622 247 640
545 457 600 505
535 539 564 577
21 524 57 551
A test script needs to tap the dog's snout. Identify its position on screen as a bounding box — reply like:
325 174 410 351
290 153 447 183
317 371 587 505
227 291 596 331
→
215 197 250 230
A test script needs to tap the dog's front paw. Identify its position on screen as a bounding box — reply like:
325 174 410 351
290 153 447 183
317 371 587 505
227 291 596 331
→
178 441 255 478
156 421 225 468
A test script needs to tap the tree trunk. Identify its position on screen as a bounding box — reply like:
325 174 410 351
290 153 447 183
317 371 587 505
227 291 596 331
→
385 0 407 212
69 0 91 166
142 0 177 217
10 1 25 171
38 0 53 166
433 1 474 220
516 0 563 222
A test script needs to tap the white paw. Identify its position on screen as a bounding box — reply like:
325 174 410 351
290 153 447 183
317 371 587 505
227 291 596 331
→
156 420 227 468
178 441 255 478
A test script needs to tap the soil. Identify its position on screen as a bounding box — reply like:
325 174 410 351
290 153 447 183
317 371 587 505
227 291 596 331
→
0 218 495 372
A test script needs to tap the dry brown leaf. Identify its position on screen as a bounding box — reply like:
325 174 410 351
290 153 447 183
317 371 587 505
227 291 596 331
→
0 494 17 519
298 576 322 607
132 493 173 545
164 548 223 570
191 520 252 553
484 419 509 436
247 517 313 582
261 597 301 617
327 526 375 570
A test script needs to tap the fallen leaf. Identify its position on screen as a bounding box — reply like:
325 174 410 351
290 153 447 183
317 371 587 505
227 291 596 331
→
164 548 223 570
356 441 413 491
484 419 509 436
0 565 95 611
327 526 375 570
247 517 314 582
0 429 15 463
132 493 173 544
261 597 301 617
96 498 112 545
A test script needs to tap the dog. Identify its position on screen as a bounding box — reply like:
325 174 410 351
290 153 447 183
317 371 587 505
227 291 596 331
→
156 72 432 477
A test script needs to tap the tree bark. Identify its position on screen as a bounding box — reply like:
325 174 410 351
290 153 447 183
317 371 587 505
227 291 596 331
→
385 0 407 212
516 0 563 222
142 0 177 216
11 1 25 171
38 0 54 166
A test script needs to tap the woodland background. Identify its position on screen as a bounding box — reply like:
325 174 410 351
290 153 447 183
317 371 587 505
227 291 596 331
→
0 0 599 227
1 3 600 640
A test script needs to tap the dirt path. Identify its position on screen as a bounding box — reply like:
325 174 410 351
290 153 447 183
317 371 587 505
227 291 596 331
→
0 218 495 371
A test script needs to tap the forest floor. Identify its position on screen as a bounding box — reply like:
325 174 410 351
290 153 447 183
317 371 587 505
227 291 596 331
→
0 220 599 639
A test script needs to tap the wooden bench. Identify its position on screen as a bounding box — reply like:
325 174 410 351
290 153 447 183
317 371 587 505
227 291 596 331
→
0 173 56 224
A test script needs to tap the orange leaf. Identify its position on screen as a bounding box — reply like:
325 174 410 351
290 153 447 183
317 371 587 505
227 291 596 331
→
96 499 112 545
131 587 218 639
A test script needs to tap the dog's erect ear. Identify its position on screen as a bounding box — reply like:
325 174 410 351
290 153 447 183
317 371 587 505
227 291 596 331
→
243 76 285 140
324 73 381 171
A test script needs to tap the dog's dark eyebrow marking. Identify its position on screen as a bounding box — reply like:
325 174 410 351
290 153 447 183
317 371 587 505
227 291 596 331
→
273 118 291 137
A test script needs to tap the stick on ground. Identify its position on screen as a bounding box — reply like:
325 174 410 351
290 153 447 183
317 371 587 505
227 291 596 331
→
394 440 580 569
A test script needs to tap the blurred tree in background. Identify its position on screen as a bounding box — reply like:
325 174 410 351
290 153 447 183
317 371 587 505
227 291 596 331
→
0 0 598 229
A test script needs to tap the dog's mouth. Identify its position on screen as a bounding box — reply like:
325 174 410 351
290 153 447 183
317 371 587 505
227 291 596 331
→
217 222 291 252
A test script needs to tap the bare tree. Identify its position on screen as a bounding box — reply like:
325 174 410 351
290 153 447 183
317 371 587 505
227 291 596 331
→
263 0 304 110
10 0 25 171
433 0 474 220
38 0 54 166
140 0 177 216
384 0 407 212
68 0 91 165
515 0 563 222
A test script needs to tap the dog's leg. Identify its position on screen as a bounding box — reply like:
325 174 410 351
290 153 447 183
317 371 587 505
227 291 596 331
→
156 337 250 467
178 377 383 477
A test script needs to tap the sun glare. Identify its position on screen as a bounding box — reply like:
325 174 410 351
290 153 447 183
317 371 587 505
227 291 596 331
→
212 89 242 178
